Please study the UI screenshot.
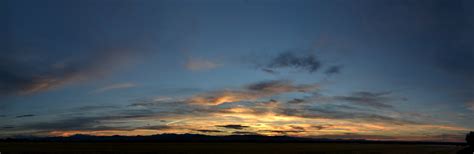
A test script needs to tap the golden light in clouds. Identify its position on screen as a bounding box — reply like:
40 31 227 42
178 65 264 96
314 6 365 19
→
48 115 467 142
41 82 468 142
188 91 257 105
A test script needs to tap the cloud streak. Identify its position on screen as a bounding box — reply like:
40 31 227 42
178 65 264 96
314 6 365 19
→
216 124 249 130
15 114 35 118
0 50 137 96
467 101 474 112
333 91 395 109
92 83 137 94
185 58 219 71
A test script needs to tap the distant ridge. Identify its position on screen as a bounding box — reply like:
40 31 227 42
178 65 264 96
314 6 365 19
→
0 134 465 145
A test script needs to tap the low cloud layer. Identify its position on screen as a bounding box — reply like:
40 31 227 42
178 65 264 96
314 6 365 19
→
1 80 468 141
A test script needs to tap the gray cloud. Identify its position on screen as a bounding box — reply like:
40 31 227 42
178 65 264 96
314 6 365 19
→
92 83 137 94
15 114 35 118
261 68 279 75
265 51 321 73
251 49 345 75
333 91 395 109
284 91 397 109
137 125 173 130
216 124 249 130
194 129 223 133
261 130 305 135
312 124 332 130
232 131 260 135
324 65 343 75
1 126 14 130
259 125 306 135
20 117 103 131
278 106 417 125
245 80 318 93
289 125 305 131
76 105 119 112
17 114 167 132
288 98 305 104
14 106 172 132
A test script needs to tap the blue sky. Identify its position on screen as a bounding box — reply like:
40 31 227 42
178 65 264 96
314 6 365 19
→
1 0 473 141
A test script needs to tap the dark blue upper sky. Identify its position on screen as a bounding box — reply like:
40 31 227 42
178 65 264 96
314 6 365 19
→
1 0 473 141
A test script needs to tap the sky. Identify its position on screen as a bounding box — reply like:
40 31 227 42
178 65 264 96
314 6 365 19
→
1 0 473 142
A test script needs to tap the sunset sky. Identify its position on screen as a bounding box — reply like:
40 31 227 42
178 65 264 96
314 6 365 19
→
1 0 473 142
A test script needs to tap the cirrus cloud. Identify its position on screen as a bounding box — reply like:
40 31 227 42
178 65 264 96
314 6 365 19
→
92 82 137 94
185 58 219 71
466 101 474 111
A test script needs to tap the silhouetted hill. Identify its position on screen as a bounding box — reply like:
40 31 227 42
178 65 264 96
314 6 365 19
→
0 133 466 145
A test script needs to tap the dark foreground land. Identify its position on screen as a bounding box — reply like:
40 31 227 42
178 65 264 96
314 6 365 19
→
0 142 465 154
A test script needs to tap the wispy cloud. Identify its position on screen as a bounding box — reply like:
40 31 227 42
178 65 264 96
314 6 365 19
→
15 114 35 118
185 58 219 71
76 105 119 112
284 91 398 109
92 83 137 94
466 101 474 111
0 49 138 96
333 91 395 109
245 80 318 93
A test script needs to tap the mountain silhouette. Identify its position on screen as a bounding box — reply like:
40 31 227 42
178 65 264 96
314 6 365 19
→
0 133 466 145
